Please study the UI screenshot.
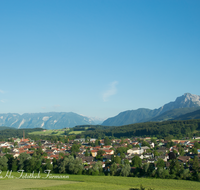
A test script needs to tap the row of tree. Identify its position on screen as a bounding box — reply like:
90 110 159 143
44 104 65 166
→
1 150 200 181
81 119 200 139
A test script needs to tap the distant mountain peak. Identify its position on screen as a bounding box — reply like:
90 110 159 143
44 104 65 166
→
102 93 200 126
175 93 200 106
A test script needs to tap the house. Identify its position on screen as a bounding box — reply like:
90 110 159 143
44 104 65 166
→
20 138 30 142
13 138 21 143
103 145 112 149
141 146 150 152
155 155 169 162
74 138 85 142
143 153 153 159
104 149 114 155
91 150 98 157
89 138 97 143
147 158 156 163
103 155 112 162
44 143 53 149
132 141 139 146
0 142 11 147
157 147 168 155
177 156 190 163
127 148 143 155
80 156 94 164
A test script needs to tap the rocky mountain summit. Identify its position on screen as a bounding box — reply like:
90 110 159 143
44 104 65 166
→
102 93 200 126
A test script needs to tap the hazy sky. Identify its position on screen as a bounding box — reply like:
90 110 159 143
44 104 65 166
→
0 0 200 118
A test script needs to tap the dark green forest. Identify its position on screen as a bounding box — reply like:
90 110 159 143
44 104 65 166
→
1 119 200 141
0 127 43 141
81 119 200 139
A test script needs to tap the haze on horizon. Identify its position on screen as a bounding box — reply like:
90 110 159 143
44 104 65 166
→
0 0 200 119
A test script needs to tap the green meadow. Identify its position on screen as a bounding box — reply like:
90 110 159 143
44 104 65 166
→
68 131 84 135
28 129 69 136
0 172 200 190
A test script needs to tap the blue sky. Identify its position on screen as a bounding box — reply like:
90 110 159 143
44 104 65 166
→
0 0 200 119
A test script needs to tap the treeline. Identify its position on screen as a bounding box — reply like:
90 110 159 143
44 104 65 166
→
1 151 200 182
0 127 43 141
81 119 200 139
73 125 111 131
27 134 75 143
0 127 77 142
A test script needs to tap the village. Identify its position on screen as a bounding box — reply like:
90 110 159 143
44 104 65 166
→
1 134 200 175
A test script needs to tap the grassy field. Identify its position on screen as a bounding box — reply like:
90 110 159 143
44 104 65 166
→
68 131 84 135
0 179 78 190
28 129 69 136
0 172 200 190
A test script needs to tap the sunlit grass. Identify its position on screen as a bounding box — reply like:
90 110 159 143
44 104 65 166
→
28 129 69 136
0 172 200 190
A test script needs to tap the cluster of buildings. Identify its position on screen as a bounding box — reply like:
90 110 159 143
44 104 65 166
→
0 136 200 170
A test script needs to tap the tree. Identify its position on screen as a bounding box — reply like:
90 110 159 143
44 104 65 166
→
71 143 80 154
169 159 180 175
96 150 105 160
192 148 198 155
127 144 133 149
166 141 175 148
121 164 131 176
192 156 199 174
14 142 18 147
85 150 89 156
194 141 200 149
110 163 118 176
120 153 125 159
24 157 37 172
124 159 130 165
68 158 83 174
151 138 157 145
11 158 18 171
113 156 121 164
143 163 149 174
104 136 111 145
91 161 102 175
58 155 83 174
95 139 100 147
43 159 53 171
132 156 142 167
142 141 150 147
156 168 169 179
59 156 74 173
5 154 14 170
18 153 31 170
153 150 160 157
38 141 42 146
168 152 176 160
116 147 127 155
180 168 190 179
36 147 43 155
0 156 8 171
179 147 185 156
156 158 165 168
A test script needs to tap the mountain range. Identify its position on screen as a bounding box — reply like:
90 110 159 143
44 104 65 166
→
1 93 200 129
0 112 96 130
101 93 200 126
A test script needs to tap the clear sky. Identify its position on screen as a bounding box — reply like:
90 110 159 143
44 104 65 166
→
0 0 200 119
